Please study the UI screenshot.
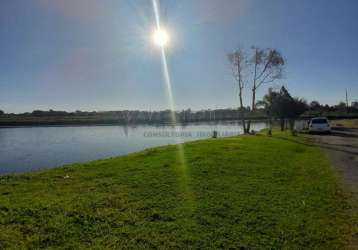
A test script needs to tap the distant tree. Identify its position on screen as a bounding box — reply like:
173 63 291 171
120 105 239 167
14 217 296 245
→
309 101 321 110
321 104 331 113
278 87 307 134
287 97 308 134
32 110 45 117
0 110 4 116
256 88 281 135
260 86 307 134
31 110 68 117
335 102 347 112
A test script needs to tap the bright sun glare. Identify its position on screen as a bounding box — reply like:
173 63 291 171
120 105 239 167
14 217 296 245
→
153 28 169 47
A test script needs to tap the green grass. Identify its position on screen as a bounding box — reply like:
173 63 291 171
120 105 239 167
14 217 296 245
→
0 132 353 249
331 119 358 128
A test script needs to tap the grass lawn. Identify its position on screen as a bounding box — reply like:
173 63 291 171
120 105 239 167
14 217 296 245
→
331 119 358 129
0 131 353 249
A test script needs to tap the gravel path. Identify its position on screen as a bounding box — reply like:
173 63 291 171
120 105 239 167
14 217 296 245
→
311 128 358 193
311 128 358 247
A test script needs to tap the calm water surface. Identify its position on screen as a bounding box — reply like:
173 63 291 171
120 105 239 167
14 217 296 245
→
0 121 266 174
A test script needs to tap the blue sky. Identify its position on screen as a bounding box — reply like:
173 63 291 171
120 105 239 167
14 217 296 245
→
1 0 357 113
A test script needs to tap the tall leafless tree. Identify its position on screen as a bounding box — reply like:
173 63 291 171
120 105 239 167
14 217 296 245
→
228 49 248 133
228 47 285 133
248 47 285 132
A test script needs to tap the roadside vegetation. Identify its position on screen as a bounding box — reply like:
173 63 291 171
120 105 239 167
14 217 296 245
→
0 131 353 249
331 119 358 129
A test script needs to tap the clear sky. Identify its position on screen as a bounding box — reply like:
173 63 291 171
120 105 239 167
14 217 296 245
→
1 0 358 113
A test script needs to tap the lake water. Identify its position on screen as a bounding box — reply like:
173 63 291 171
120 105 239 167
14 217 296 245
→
0 121 266 174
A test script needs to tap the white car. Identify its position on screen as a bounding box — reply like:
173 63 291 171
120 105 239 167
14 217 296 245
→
309 117 331 133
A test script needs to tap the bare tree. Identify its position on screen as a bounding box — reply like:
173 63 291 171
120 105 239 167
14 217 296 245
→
228 47 284 133
228 49 248 133
247 47 285 132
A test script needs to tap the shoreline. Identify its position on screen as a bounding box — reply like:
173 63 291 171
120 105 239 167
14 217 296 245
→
1 116 357 128
0 119 268 128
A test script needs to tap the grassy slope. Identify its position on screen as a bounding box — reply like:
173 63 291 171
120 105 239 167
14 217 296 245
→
331 119 358 129
0 132 352 249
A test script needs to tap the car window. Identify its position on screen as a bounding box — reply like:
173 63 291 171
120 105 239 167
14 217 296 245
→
311 119 328 124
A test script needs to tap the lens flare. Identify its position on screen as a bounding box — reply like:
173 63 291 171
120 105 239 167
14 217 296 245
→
151 0 177 125
151 0 194 211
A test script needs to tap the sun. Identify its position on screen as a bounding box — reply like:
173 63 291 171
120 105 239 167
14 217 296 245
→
153 28 170 47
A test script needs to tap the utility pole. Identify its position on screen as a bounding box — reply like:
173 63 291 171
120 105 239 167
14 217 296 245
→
346 88 349 113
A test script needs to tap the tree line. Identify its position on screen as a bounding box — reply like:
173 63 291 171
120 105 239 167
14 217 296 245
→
1 99 356 126
0 108 266 124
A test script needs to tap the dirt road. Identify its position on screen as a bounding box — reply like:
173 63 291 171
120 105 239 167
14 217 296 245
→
311 128 358 247
311 128 358 193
